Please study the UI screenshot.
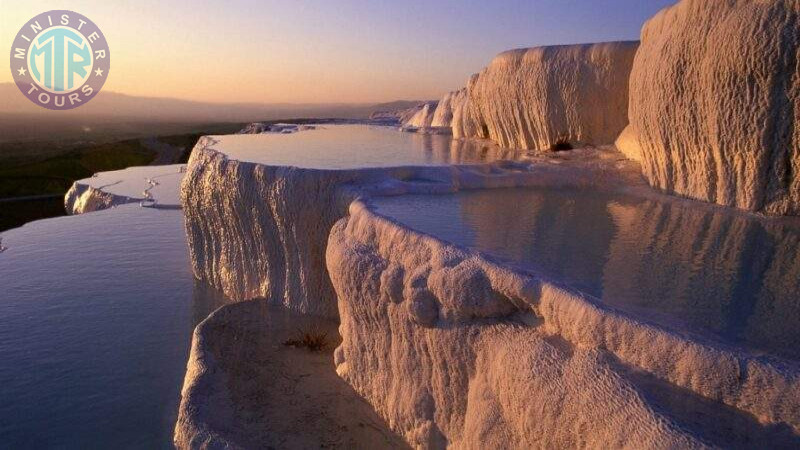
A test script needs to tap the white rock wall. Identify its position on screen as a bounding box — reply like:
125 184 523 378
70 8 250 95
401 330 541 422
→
451 75 482 140
181 139 355 317
620 0 800 215
459 42 638 150
430 89 464 128
326 201 800 448
403 102 438 128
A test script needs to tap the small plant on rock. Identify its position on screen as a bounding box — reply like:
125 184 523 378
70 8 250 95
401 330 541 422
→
550 137 574 151
283 327 329 352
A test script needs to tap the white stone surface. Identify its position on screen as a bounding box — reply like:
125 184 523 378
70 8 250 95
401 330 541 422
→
620 0 800 216
456 42 638 150
326 200 800 448
64 164 185 214
430 90 461 128
451 77 481 141
403 102 438 129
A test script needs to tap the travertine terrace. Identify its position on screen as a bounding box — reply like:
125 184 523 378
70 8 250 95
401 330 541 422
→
177 126 800 447
327 200 800 448
65 165 184 214
430 42 639 151
617 0 800 215
175 1 800 446
180 130 536 317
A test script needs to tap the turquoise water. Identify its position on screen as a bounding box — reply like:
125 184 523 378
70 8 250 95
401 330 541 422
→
0 206 227 448
373 187 800 361
212 125 522 168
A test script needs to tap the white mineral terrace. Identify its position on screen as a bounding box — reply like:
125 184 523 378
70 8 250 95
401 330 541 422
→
4 1 797 447
64 164 185 214
177 124 800 448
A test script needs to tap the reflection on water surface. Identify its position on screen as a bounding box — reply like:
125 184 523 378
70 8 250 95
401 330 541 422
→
374 187 800 360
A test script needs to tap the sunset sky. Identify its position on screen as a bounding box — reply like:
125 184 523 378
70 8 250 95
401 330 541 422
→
2 0 675 104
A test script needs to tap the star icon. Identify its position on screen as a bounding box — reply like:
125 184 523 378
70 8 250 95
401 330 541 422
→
94 68 104 77
17 67 26 76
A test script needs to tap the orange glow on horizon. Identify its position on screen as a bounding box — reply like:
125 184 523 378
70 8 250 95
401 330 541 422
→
2 0 673 104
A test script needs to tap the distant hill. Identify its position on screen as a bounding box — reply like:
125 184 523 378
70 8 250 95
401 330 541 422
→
0 83 432 144
367 100 430 113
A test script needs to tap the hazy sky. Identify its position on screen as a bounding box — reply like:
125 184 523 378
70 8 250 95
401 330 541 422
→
1 0 675 104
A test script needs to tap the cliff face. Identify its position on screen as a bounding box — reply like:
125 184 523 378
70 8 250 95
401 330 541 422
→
457 42 638 150
620 0 800 215
180 140 354 318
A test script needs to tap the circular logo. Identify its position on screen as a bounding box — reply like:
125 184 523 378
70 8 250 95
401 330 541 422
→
9 10 110 110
